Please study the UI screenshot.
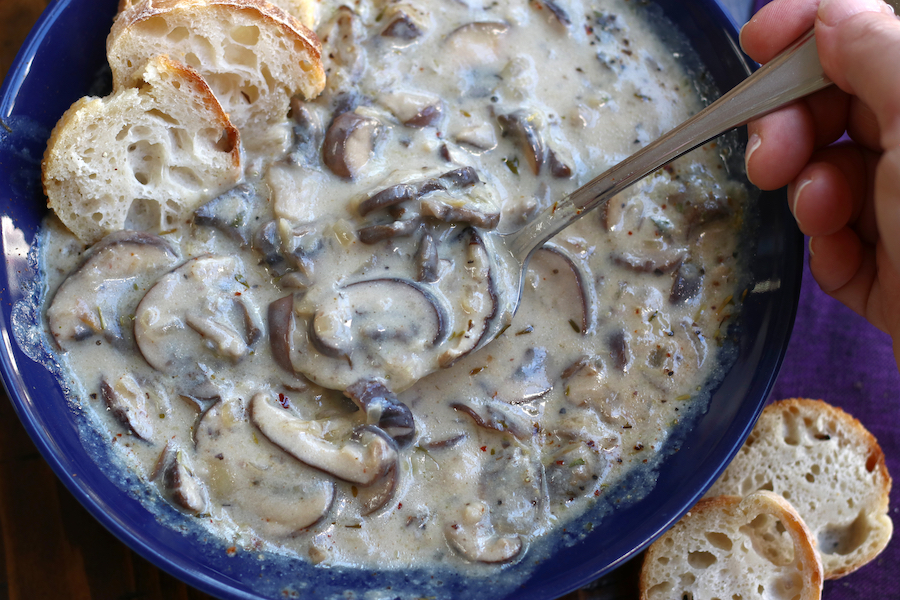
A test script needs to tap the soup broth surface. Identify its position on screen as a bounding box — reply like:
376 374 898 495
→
39 0 747 577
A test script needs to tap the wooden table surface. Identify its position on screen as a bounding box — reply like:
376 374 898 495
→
0 1 639 598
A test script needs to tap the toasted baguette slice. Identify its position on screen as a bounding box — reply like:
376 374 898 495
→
640 491 824 600
43 55 241 244
108 0 325 151
117 0 320 29
706 398 893 579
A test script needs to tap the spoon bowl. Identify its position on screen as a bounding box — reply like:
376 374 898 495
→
477 25 834 354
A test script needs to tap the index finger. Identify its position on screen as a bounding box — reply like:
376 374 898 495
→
741 0 821 63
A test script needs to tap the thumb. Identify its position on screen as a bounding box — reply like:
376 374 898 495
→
816 0 900 311
815 0 900 147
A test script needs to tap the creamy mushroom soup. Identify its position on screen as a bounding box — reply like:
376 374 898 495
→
38 0 747 576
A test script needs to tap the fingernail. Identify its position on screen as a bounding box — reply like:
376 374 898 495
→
745 133 761 180
818 0 894 26
792 178 812 230
808 237 816 258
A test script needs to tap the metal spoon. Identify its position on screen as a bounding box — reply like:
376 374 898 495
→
478 24 836 348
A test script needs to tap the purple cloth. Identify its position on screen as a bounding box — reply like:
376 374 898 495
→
771 247 900 597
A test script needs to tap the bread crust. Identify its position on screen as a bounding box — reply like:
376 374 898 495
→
706 398 893 579
117 0 320 28
108 0 325 98
640 491 823 600
42 55 242 243
107 0 325 156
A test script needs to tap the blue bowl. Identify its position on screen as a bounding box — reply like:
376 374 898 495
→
0 0 802 598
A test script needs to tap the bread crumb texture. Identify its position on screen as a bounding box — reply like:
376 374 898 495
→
640 491 824 600
108 0 325 152
42 55 241 243
706 398 893 579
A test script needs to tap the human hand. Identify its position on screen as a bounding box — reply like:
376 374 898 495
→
741 0 900 368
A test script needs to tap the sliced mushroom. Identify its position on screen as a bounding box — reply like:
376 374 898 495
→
196 397 335 536
100 374 155 441
323 111 383 179
355 462 399 516
152 443 208 514
250 393 398 486
292 278 450 392
438 229 500 367
479 442 547 532
500 346 553 403
378 91 443 128
415 231 440 283
544 440 609 505
46 231 178 350
610 247 687 274
498 111 545 176
530 0 572 28
670 261 704 304
528 243 595 334
287 97 322 167
193 184 256 245
607 329 630 372
672 191 732 236
380 3 430 43
269 295 295 373
134 256 261 388
450 400 532 440
357 217 422 244
454 123 498 152
445 501 523 564
419 174 501 229
418 166 481 194
251 219 322 283
319 6 367 93
253 220 287 273
561 357 645 429
358 183 419 217
444 22 510 67
547 148 573 178
345 379 416 448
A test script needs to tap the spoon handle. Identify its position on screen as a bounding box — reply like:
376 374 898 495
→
506 26 827 260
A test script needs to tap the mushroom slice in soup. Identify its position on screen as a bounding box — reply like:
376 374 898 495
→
47 230 178 350
345 379 416 448
670 261 704 305
379 2 430 44
495 346 553 404
152 443 209 515
319 5 367 93
289 278 451 392
479 441 548 533
193 184 256 245
378 91 443 128
497 111 545 176
134 255 262 384
197 397 335 537
530 0 572 29
438 229 501 368
250 393 398 486
352 461 400 517
100 374 156 441
445 500 523 564
545 445 609 505
443 22 510 68
562 356 651 431
450 400 533 440
528 243 596 334
323 111 383 180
